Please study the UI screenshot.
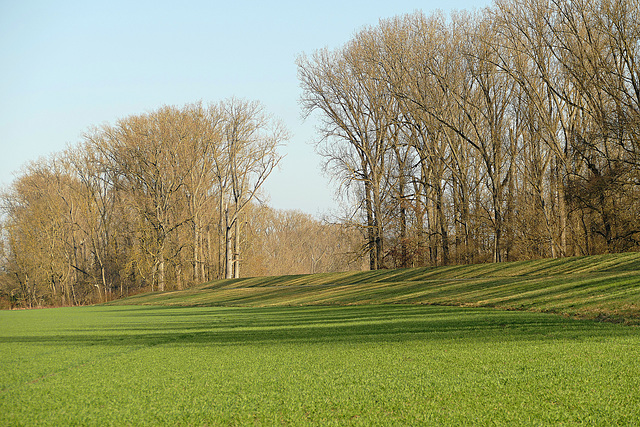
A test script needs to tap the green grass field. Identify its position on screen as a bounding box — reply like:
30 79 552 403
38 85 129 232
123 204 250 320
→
2 253 640 425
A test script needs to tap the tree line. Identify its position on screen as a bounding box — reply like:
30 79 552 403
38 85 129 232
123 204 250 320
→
298 0 640 269
0 100 363 308
2 0 639 308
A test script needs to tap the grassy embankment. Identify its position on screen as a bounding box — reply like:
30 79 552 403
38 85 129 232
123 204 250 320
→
2 252 640 425
113 252 640 324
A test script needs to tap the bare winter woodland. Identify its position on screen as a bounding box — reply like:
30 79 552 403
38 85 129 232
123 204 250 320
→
2 0 640 307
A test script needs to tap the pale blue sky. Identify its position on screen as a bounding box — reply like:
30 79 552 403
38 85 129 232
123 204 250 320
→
0 0 489 215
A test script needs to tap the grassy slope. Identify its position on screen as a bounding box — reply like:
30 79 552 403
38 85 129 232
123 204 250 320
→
112 252 640 324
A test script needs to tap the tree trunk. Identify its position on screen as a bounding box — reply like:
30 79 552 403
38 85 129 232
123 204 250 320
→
364 175 377 270
225 209 233 279
372 178 384 269
435 182 450 266
193 211 200 283
101 265 108 302
399 196 408 268
556 159 567 256
493 201 503 263
234 215 240 278
200 225 206 282
219 194 225 280
207 226 212 281
425 186 437 266
158 252 165 292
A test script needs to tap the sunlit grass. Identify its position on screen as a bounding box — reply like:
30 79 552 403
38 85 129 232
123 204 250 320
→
2 304 640 425
113 252 640 324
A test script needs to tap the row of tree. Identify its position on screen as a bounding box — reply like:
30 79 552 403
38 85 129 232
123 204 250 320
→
0 100 363 308
298 0 640 269
3 0 639 307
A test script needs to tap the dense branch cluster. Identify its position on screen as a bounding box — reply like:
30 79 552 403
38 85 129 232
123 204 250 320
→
298 0 640 269
0 100 362 307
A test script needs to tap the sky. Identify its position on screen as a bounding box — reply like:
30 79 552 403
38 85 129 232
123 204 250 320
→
0 0 489 216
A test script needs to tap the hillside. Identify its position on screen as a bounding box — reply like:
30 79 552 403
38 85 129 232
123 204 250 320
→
111 252 640 324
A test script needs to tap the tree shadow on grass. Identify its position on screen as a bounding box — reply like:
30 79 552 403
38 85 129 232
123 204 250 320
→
1 305 636 348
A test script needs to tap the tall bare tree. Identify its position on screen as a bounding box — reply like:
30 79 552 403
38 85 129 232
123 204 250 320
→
218 98 288 278
298 28 400 269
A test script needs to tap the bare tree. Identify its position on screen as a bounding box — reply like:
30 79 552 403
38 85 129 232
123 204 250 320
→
298 28 400 269
217 98 288 279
